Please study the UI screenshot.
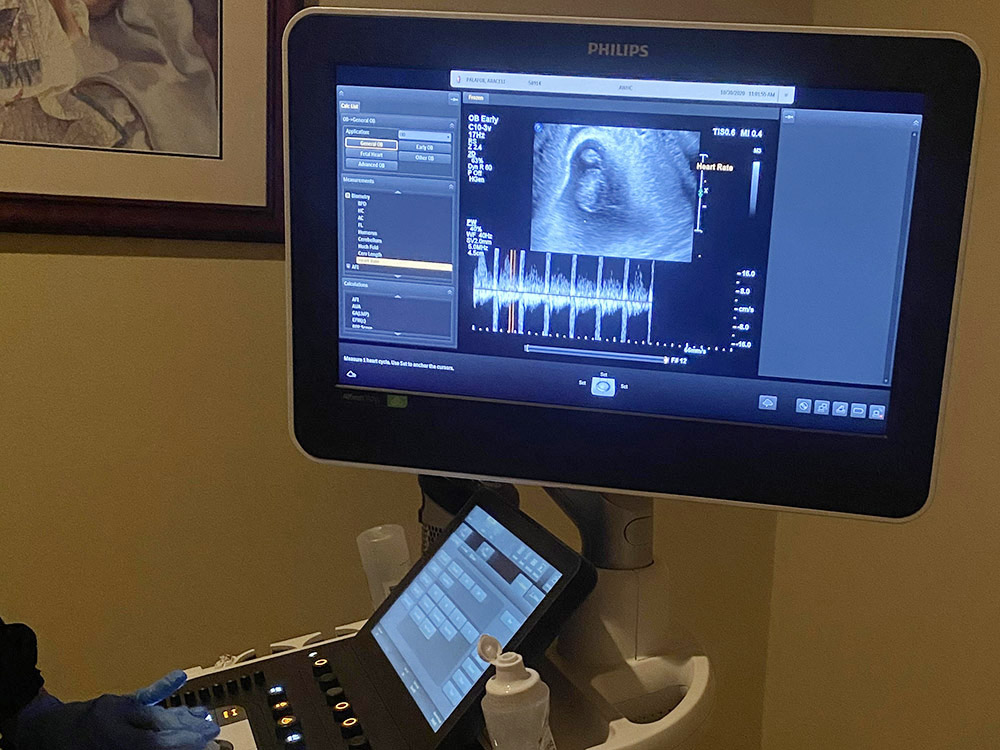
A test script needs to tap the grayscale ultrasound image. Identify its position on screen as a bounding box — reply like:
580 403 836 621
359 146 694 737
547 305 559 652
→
530 124 700 262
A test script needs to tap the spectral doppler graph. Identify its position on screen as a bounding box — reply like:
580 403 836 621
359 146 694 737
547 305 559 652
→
472 248 655 343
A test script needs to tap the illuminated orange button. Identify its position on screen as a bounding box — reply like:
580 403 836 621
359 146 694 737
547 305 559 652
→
333 701 353 721
313 658 331 676
341 717 363 738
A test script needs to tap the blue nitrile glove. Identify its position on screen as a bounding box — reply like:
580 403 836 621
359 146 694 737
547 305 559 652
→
14 671 220 750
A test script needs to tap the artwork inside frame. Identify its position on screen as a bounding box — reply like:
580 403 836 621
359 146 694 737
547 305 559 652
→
0 0 304 249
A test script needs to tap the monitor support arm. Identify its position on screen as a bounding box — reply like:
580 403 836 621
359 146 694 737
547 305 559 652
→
540 488 714 749
543 488 661 664
543 488 653 571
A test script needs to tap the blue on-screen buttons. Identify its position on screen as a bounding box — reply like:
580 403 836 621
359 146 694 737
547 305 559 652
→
591 377 616 397
795 398 886 421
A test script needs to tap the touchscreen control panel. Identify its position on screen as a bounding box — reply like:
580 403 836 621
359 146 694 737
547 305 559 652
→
371 506 562 730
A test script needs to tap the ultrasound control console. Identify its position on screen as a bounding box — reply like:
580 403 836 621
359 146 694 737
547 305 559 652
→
170 497 595 750
170 634 404 750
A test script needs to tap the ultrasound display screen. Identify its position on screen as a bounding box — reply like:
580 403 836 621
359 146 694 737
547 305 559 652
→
335 67 922 435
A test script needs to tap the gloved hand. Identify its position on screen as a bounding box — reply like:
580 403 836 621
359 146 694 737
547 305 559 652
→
14 670 220 750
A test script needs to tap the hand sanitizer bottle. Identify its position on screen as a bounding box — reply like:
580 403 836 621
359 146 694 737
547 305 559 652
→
477 635 556 750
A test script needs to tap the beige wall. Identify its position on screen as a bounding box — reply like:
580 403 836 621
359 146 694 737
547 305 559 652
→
0 233 775 749
763 3 1000 749
0 240 421 695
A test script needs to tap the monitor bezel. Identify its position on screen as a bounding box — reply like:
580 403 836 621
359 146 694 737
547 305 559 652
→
284 9 983 519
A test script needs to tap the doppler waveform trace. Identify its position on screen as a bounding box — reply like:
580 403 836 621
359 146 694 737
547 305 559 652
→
473 248 655 343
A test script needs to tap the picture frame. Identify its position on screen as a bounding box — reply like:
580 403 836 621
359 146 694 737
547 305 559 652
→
0 0 304 248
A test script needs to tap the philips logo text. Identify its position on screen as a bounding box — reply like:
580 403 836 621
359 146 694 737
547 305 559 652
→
588 42 649 58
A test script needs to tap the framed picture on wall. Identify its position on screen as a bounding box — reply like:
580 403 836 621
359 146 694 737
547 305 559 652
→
0 0 304 246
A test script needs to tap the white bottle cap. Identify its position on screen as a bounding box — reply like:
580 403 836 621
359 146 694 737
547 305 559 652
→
478 635 536 696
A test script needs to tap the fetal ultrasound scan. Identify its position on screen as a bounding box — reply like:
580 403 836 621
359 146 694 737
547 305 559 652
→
531 124 700 262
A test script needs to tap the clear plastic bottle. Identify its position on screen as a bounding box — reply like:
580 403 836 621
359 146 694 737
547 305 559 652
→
478 635 556 750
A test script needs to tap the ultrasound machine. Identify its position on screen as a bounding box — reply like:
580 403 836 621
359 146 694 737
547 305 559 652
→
172 9 981 750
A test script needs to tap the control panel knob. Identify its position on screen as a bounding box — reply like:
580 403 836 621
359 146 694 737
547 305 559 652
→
347 735 370 750
318 672 340 691
226 680 238 694
240 675 252 691
212 684 224 699
254 671 266 685
271 701 292 719
183 692 196 707
332 701 353 722
324 687 345 706
340 717 363 739
312 658 332 676
198 688 211 704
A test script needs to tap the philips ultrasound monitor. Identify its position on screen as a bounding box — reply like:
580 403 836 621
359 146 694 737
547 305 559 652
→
284 10 982 518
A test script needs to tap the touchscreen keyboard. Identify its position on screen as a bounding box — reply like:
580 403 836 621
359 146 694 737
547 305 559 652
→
371 506 562 730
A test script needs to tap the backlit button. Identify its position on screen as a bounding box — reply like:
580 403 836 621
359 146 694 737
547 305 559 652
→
198 688 211 704
284 733 305 747
347 735 371 750
268 686 287 703
312 658 331 677
240 675 252 690
318 672 340 692
271 701 292 719
340 717 363 738
277 715 300 735
850 403 867 418
226 680 238 694
333 701 353 722
325 687 345 706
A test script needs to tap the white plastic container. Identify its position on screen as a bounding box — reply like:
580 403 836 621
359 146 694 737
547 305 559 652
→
478 635 556 750
356 524 411 609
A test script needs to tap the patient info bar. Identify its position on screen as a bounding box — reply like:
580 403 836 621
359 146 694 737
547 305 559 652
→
450 71 795 105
